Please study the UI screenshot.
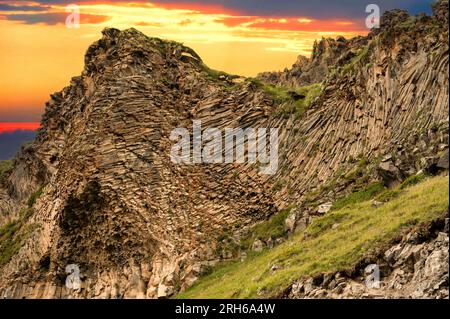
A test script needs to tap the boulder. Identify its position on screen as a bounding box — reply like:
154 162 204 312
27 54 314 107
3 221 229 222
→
284 211 297 233
266 237 274 249
157 283 174 299
378 160 402 186
436 149 449 169
295 216 311 232
251 239 265 252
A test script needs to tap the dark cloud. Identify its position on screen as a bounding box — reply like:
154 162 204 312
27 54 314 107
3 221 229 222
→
3 12 110 25
0 4 48 11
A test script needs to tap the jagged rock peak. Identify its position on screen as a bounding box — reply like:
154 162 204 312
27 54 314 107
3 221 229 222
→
83 27 203 75
257 35 366 88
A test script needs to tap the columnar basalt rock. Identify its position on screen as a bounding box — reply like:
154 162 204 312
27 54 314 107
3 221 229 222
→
0 28 278 298
0 2 448 298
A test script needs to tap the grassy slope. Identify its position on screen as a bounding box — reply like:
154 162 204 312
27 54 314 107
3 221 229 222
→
178 175 449 299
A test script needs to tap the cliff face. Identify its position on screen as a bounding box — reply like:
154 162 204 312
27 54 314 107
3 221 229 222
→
0 2 448 298
264 5 449 212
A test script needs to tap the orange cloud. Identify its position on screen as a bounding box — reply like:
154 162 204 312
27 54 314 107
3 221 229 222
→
152 2 241 15
217 16 363 32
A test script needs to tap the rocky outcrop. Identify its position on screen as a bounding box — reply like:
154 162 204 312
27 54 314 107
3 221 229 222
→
0 2 448 298
288 220 449 299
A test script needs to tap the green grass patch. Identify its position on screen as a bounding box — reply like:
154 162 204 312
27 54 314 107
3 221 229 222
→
0 160 12 176
342 46 370 75
0 221 21 266
331 182 385 211
200 63 240 83
240 207 293 250
400 172 428 189
0 220 36 267
295 83 323 110
0 160 12 183
343 157 369 182
375 189 402 202
178 175 449 299
27 187 43 208
246 79 322 119
0 185 42 267
265 82 322 119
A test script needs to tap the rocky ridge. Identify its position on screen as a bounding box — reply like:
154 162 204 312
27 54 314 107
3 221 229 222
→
257 36 368 88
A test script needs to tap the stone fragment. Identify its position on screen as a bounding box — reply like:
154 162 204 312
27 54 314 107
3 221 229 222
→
252 240 265 252
317 202 332 214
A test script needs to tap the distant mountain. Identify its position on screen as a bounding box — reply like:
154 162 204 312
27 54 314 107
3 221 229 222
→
0 130 36 160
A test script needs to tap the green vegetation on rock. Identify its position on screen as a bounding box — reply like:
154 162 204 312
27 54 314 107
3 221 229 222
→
331 182 385 210
0 186 43 267
200 63 240 83
398 16 417 29
400 172 428 189
27 187 43 208
177 175 449 299
341 46 370 75
0 218 37 268
240 206 293 250
256 81 322 119
0 160 12 183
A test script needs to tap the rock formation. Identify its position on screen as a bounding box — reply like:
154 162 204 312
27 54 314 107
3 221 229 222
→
258 36 368 88
0 1 448 298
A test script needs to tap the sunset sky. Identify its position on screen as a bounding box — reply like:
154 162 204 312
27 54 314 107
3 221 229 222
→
0 0 433 123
